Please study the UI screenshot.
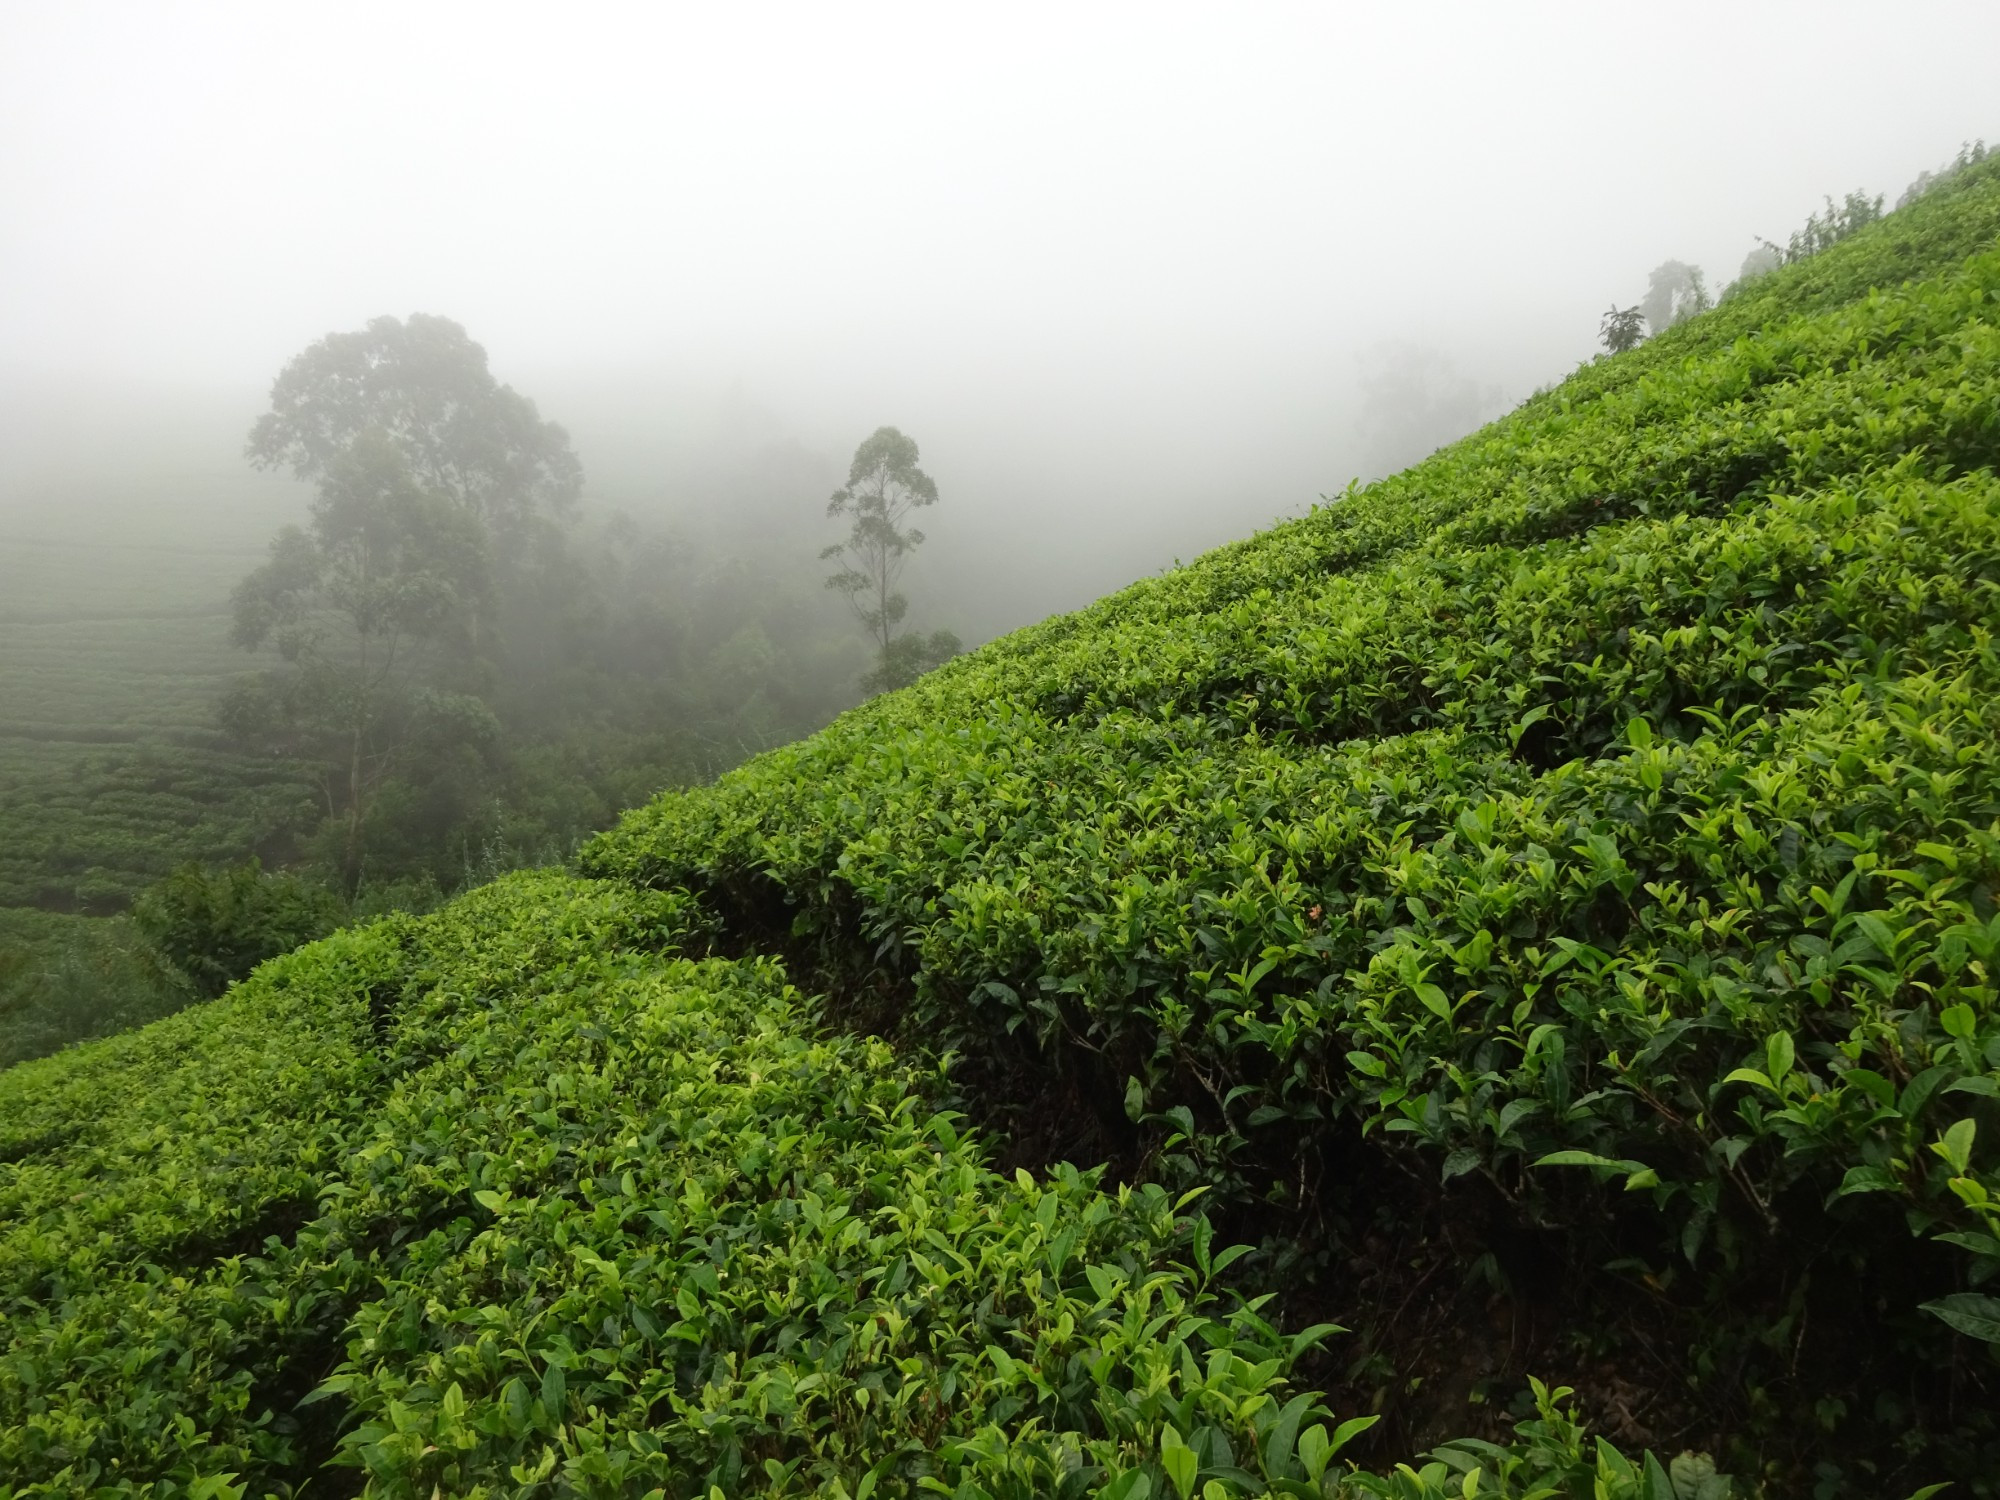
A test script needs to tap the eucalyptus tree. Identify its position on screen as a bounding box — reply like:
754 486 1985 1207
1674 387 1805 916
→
822 426 959 689
1730 243 1783 292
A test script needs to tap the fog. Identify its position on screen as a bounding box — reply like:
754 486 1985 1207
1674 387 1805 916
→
4 1 1997 640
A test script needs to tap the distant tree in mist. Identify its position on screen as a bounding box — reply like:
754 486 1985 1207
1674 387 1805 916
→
1599 304 1647 355
1731 243 1783 290
1641 260 1712 334
225 433 495 895
822 426 960 691
1354 344 1501 477
246 313 582 579
234 314 609 893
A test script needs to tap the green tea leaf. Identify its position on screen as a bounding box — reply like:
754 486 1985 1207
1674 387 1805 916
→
1161 1426 1198 1500
1921 1293 2000 1343
1933 1117 1977 1174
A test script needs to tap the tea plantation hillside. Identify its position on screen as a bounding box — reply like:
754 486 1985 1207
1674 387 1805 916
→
5 155 2000 1496
0 475 318 915
0 490 322 1066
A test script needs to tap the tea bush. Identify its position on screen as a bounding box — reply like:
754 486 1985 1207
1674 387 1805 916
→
1 875 1736 1496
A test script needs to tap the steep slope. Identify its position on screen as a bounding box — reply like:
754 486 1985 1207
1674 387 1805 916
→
4 154 1999 1497
3 872 1632 1498
583 154 2000 1482
0 875 1333 1494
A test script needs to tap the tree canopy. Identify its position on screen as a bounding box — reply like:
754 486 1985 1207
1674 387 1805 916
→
246 313 582 562
226 432 495 892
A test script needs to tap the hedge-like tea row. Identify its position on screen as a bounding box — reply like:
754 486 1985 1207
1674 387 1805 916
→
6 872 1715 1497
0 876 701 1492
583 156 2000 1357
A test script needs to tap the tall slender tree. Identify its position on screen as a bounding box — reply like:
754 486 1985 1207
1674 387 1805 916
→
822 426 960 690
821 426 937 654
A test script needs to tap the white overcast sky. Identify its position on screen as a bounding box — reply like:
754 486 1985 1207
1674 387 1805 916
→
3 1 1996 623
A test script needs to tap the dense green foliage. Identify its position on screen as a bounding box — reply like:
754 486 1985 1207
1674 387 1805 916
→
582 154 2000 1482
131 859 345 998
0 873 1739 1497
0 910 183 1071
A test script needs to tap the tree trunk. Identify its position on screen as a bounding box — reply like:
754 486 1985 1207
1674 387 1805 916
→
344 609 370 899
342 724 364 898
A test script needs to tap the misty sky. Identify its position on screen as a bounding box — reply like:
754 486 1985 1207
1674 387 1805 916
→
5 1 1998 633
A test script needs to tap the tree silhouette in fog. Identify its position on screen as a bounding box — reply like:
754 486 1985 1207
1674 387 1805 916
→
822 426 960 692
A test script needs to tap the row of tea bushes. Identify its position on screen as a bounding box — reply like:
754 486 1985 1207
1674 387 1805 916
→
4 871 1727 1496
0 874 702 1491
581 155 2000 1383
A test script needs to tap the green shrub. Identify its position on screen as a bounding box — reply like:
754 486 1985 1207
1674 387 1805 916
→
131 857 347 998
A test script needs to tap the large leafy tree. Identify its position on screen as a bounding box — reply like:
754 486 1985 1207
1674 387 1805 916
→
225 434 495 894
822 426 960 690
247 313 582 571
237 315 590 890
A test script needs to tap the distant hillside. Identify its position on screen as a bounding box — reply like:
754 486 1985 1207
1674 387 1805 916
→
5 153 2000 1496
0 466 322 1065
